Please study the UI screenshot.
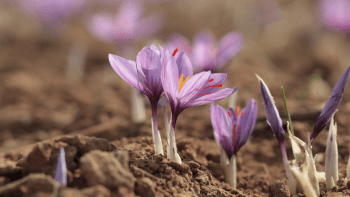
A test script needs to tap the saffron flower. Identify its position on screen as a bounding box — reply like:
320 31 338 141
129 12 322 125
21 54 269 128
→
211 99 257 188
310 66 350 142
54 147 67 186
166 30 244 71
87 0 164 44
161 47 238 163
257 75 296 195
109 45 165 155
319 0 350 33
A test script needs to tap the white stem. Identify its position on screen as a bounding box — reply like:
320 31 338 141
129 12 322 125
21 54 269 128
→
131 87 146 123
164 107 170 145
325 114 338 189
306 132 320 196
66 42 87 82
288 122 306 166
290 166 318 197
151 118 164 155
227 155 237 189
166 119 182 164
281 143 297 195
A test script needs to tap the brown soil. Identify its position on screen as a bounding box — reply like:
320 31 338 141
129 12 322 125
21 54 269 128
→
1 0 350 196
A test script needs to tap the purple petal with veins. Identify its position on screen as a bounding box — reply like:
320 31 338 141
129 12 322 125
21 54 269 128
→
311 66 350 142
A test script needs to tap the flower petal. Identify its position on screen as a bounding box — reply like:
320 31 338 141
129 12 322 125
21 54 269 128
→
319 0 350 33
161 48 179 110
54 147 67 186
136 46 163 99
211 104 234 157
192 31 218 71
196 73 227 98
178 71 211 110
233 99 257 154
258 76 285 143
108 54 142 90
176 52 193 78
217 31 244 68
311 66 350 142
186 87 238 108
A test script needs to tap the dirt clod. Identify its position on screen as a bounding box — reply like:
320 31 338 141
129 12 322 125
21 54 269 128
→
80 150 135 190
135 177 156 197
268 181 290 197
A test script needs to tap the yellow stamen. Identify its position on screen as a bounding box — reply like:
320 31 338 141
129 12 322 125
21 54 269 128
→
178 74 190 92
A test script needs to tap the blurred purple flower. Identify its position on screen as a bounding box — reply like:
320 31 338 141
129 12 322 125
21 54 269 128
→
54 147 67 186
166 30 244 71
211 99 257 158
319 0 350 33
12 0 86 32
161 47 238 128
311 66 350 142
258 77 285 143
87 0 164 44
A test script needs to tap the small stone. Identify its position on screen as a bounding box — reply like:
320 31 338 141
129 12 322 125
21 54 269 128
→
268 181 290 197
135 177 156 197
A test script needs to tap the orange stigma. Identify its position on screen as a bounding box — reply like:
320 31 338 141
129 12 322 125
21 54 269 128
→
172 48 179 57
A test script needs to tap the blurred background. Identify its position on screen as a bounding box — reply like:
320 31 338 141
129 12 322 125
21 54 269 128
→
0 0 350 153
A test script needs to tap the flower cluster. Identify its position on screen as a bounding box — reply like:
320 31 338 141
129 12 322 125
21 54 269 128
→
109 45 238 160
258 66 350 195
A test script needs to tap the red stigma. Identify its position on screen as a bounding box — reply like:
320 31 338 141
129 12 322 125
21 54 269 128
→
227 110 231 117
172 48 178 57
203 84 222 89
235 106 240 117
209 78 214 82
232 123 237 141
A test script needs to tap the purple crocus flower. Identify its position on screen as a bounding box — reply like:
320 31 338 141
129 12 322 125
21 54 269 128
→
258 77 285 143
109 45 165 154
54 147 67 186
257 75 295 194
160 47 238 129
310 66 350 142
211 99 257 158
11 0 86 33
87 0 164 44
166 30 244 71
319 0 350 33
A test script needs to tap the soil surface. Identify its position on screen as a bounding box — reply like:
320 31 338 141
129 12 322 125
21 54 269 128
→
1 0 350 196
